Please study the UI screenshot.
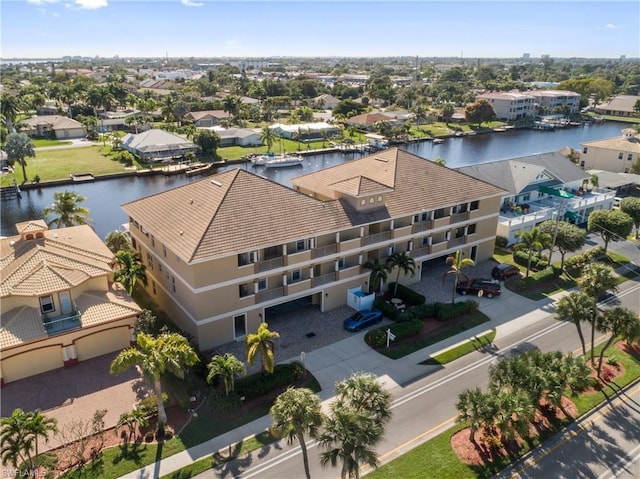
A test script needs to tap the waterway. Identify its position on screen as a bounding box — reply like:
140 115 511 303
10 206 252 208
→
0 121 630 240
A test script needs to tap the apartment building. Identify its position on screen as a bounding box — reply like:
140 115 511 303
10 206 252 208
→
581 128 640 174
0 221 141 385
531 90 581 115
476 92 537 121
122 148 504 351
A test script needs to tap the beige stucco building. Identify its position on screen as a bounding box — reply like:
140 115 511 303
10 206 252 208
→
581 128 640 173
0 221 141 385
122 148 505 351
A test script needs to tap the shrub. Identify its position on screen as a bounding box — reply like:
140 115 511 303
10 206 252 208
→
564 246 607 270
137 393 170 417
513 250 547 271
374 297 399 321
235 361 305 402
397 310 415 322
495 236 509 248
436 300 479 321
365 318 423 348
387 283 426 306
408 302 442 319
530 266 556 282
366 329 387 348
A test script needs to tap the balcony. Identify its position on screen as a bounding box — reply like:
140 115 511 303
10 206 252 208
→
312 243 337 259
256 287 284 303
286 279 312 296
286 250 312 265
449 237 466 247
338 237 362 252
412 220 434 233
312 272 336 288
337 265 361 281
257 256 283 273
430 241 448 254
392 225 413 239
362 231 391 246
433 216 451 228
43 311 81 336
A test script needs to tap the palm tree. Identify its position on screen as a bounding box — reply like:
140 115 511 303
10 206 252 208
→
1 93 22 132
456 387 487 443
270 387 324 479
363 259 389 294
555 291 594 356
443 250 475 305
42 190 91 228
487 387 534 445
386 252 416 296
5 132 35 183
515 227 551 278
114 250 147 295
334 372 392 425
578 263 617 362
595 307 639 376
260 126 276 154
246 322 280 374
1 408 58 474
319 406 382 479
116 408 149 444
110 332 199 429
206 353 246 396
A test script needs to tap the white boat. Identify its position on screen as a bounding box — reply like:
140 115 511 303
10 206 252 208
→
252 153 304 168
433 138 445 144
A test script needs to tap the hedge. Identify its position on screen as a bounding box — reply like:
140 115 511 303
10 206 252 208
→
365 318 423 348
387 282 426 306
513 250 548 271
374 296 400 321
564 246 606 270
436 300 479 321
235 361 305 401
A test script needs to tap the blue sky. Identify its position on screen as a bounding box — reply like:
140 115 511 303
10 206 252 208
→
1 1 638 59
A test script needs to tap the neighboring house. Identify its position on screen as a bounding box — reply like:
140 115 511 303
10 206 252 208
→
21 115 86 140
312 94 340 110
457 151 616 244
37 100 59 116
476 92 537 121
0 220 141 385
595 95 640 117
530 90 581 115
581 128 640 173
184 110 231 128
121 129 199 161
216 128 262 147
586 169 639 197
343 112 403 130
121 148 504 350
271 122 341 140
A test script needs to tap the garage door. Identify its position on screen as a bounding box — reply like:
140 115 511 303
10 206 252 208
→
2 346 63 383
75 327 130 361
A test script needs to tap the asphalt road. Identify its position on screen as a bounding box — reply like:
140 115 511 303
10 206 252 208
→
192 281 639 479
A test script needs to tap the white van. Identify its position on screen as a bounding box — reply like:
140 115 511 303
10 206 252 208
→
613 197 622 208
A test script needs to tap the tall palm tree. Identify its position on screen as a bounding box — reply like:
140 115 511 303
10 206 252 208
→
42 190 91 228
4 132 35 183
334 372 392 425
443 250 475 305
545 353 591 416
1 408 58 474
246 322 280 374
1 93 22 132
595 307 639 376
206 353 246 396
555 291 594 356
114 249 147 295
386 252 416 296
270 387 324 479
260 125 276 154
515 227 551 278
363 259 389 294
578 263 617 362
110 332 199 429
319 406 382 479
456 387 487 443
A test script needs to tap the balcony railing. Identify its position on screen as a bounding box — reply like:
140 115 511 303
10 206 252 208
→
449 237 466 247
312 244 337 259
258 256 283 273
42 312 81 336
312 272 336 288
256 287 284 303
412 221 434 234
450 212 469 224
362 231 391 246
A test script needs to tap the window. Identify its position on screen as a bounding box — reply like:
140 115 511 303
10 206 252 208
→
132 238 138 250
433 208 446 219
158 263 163 272
455 227 465 239
238 253 249 266
171 276 176 293
521 194 530 202
39 295 55 314
338 257 346 269
453 203 468 214
234 314 247 340
151 235 155 248
422 236 430 246
470 200 479 211
628 153 633 161
146 253 154 270
421 212 429 221
296 240 307 252
152 280 157 295
163 245 167 258
618 152 624 160
258 278 267 291
467 223 477 235
361 199 366 205
291 270 301 282
582 147 588 154
377 195 383 202
239 284 249 298
369 197 375 204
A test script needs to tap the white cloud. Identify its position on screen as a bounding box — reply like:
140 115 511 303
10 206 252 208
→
181 0 204 6
604 23 619 30
75 0 108 9
26 0 59 5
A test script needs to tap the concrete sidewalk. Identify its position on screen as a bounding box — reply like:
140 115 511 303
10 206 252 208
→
118 285 557 479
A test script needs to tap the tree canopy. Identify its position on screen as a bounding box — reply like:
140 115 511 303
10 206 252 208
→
587 209 633 251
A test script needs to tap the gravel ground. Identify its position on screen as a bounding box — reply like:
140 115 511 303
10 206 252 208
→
214 258 500 375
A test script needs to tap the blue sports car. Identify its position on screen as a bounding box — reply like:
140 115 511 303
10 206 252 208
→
343 309 383 332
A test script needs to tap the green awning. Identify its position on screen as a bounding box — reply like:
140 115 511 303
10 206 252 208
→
564 211 580 221
539 186 575 199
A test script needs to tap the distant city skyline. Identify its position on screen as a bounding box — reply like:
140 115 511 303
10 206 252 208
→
1 1 639 60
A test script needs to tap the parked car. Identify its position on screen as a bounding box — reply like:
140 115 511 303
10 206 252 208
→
491 263 521 280
343 309 383 332
456 278 502 298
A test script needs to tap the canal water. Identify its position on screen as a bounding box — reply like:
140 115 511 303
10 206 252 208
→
1 121 630 240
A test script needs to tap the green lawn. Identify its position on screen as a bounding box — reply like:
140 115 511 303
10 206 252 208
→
368 342 640 479
32 139 73 147
420 330 497 366
1 146 146 186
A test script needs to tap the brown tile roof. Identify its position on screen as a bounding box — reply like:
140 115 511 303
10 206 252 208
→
344 112 393 125
122 169 353 262
123 148 504 263
15 219 48 234
0 306 45 349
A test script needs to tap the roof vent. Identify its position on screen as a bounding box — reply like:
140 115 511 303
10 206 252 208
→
189 199 194 204
53 233 58 238
211 180 223 187
179 230 184 236
374 156 388 162
9 240 15 246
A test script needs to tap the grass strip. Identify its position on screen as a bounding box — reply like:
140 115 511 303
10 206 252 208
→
420 330 497 366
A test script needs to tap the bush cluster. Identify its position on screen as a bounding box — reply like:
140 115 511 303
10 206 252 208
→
436 300 479 321
137 393 170 417
564 246 606 270
495 236 509 248
365 318 423 348
235 361 305 402
387 283 426 306
512 250 548 271
408 302 443 319
374 297 400 321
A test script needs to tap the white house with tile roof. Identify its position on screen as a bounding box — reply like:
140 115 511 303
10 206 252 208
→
0 220 141 385
21 115 86 140
122 148 505 350
580 128 640 174
121 129 199 161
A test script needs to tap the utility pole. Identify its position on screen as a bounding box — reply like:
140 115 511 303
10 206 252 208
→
547 200 565 266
